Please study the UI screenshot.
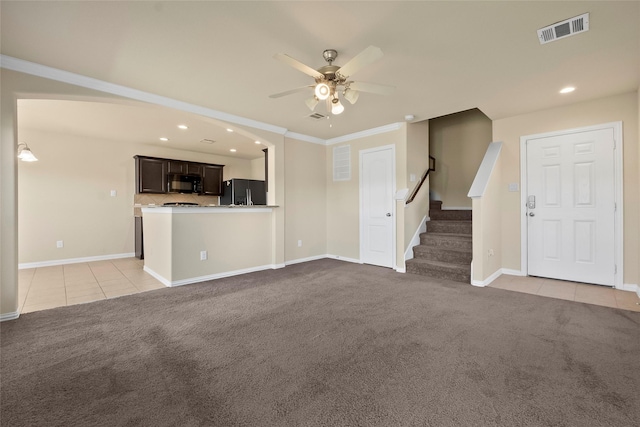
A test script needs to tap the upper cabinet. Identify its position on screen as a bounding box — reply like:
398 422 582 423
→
135 155 223 195
135 156 167 193
167 161 202 175
201 164 223 195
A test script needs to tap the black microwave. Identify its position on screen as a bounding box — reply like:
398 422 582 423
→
167 173 202 193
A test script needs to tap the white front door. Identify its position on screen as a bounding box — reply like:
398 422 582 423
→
526 128 615 285
360 146 395 268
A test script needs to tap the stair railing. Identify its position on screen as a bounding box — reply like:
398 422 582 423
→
406 155 435 205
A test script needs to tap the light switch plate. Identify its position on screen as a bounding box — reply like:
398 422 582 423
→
508 183 519 192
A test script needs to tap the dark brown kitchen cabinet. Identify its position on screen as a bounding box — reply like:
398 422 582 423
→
167 161 202 175
201 164 223 195
135 155 223 195
135 156 167 193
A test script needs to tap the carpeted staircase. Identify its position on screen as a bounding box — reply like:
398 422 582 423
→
406 200 472 283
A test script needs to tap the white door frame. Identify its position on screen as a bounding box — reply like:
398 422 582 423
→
359 144 397 269
519 122 623 288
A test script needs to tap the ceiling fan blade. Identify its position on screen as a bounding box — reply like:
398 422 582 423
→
269 86 313 99
274 53 324 79
348 81 395 95
336 45 384 79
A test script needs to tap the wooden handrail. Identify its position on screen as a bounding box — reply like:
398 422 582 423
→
406 155 435 205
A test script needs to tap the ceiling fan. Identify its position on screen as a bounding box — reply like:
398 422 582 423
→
269 46 394 115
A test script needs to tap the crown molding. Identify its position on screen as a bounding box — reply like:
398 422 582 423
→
1 55 288 136
284 131 326 145
1 55 407 146
325 122 404 145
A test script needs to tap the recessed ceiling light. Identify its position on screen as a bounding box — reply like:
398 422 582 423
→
226 128 233 133
159 137 169 141
230 149 237 152
255 141 261 145
177 124 188 130
560 86 575 94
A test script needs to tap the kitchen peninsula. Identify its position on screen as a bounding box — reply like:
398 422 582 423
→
142 205 278 287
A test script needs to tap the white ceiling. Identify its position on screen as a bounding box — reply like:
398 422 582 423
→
17 99 268 160
2 1 639 149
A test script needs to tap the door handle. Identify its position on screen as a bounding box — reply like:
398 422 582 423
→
386 213 391 217
529 212 535 217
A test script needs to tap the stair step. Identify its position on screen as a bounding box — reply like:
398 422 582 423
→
430 209 472 221
427 220 472 235
420 232 472 251
412 245 472 265
406 258 470 283
429 200 443 210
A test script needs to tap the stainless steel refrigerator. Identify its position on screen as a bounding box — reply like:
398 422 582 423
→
219 179 266 205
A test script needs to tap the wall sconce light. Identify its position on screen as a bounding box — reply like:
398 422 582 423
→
17 142 38 162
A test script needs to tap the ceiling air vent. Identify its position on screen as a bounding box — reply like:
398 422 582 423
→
308 112 326 120
537 13 589 44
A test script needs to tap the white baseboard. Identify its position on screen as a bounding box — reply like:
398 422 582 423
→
285 254 328 266
473 269 639 296
326 254 361 264
619 283 639 296
144 263 282 287
0 311 20 322
502 269 526 276
471 268 502 287
395 267 406 273
404 215 427 261
19 253 136 269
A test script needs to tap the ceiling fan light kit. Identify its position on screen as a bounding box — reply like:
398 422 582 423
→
271 46 394 116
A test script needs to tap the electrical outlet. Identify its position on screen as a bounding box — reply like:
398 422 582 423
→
110 189 117 197
488 249 494 257
298 240 302 247
200 250 207 261
56 240 64 248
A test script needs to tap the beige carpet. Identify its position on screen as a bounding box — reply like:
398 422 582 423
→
1 259 639 426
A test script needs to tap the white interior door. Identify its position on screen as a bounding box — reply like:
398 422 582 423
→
526 128 615 285
360 146 395 268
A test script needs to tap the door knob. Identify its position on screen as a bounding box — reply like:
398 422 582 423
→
529 212 535 217
386 213 391 217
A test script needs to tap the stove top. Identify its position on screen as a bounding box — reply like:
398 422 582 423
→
162 202 200 207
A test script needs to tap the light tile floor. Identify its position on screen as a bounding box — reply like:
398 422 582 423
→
19 258 165 314
489 274 640 312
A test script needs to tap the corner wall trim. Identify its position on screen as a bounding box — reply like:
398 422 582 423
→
18 253 136 269
0 311 20 322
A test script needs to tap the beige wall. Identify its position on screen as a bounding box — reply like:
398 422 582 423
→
471 161 502 282
284 138 327 262
250 156 265 180
171 210 272 281
493 91 639 286
430 109 492 209
325 126 406 262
